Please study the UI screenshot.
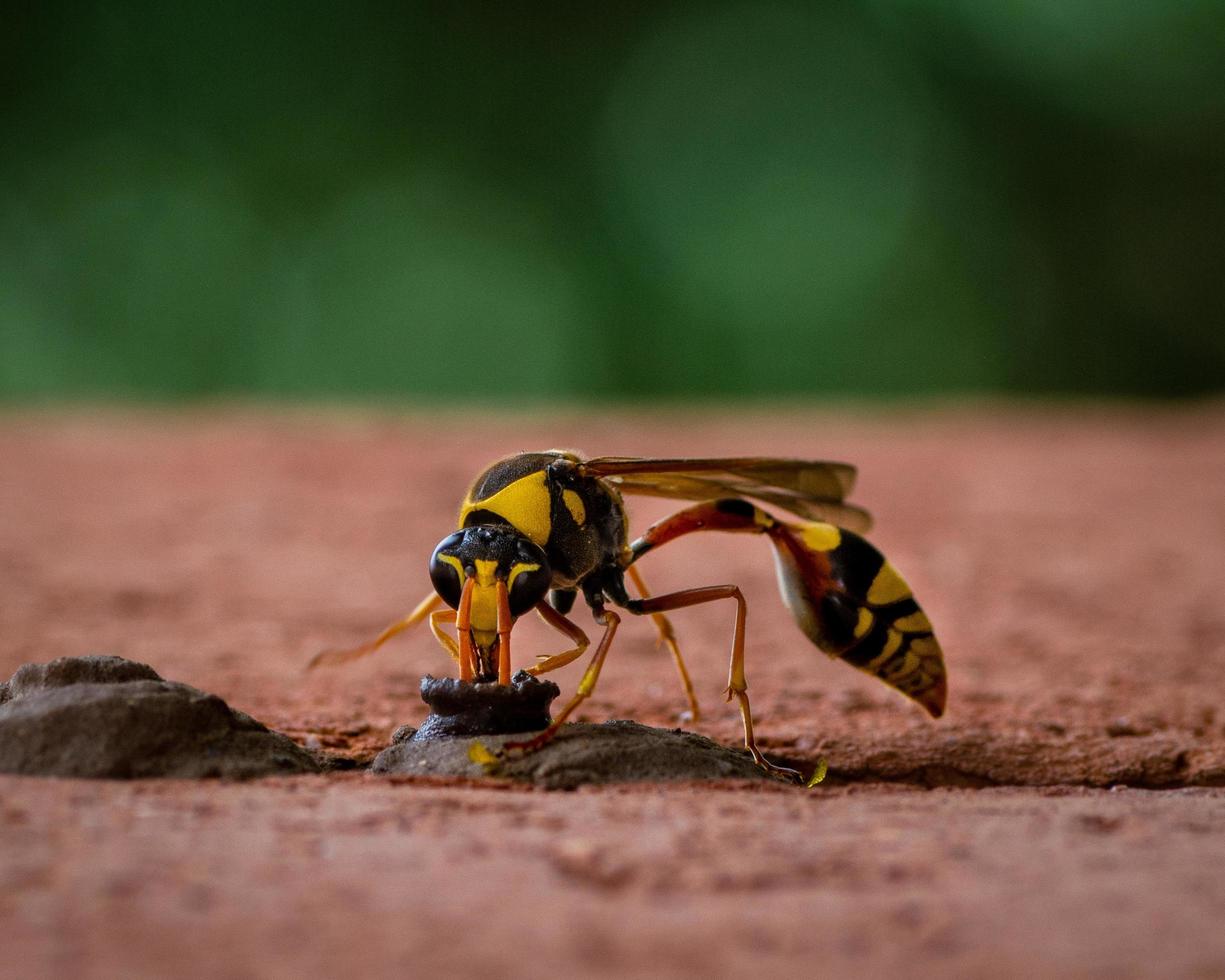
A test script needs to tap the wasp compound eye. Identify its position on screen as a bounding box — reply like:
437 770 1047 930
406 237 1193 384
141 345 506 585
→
428 532 467 609
507 543 551 617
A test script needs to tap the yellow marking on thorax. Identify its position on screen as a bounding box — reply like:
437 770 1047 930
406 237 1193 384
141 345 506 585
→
458 471 552 548
867 562 911 605
854 607 874 639
561 489 586 525
801 522 842 552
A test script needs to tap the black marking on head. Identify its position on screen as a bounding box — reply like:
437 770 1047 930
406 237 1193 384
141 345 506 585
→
428 531 467 607
508 561 550 616
428 525 551 613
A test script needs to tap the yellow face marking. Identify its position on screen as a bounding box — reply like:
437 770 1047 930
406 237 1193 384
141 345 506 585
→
473 559 498 586
458 471 552 548
561 489 586 525
894 610 932 634
469 588 498 633
801 522 841 552
466 559 500 632
854 607 874 639
440 554 465 578
867 562 912 606
507 562 541 590
471 627 497 648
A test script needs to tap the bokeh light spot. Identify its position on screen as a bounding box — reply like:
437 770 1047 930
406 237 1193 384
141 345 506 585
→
601 2 934 329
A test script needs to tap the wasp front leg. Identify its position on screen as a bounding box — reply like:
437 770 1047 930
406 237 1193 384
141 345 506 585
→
308 592 443 670
470 606 619 769
504 607 620 755
526 600 591 676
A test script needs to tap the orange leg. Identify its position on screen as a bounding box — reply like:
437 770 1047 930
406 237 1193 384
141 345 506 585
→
428 609 460 664
308 592 442 670
626 585 803 783
496 579 513 685
456 577 476 682
625 564 700 721
499 608 620 756
527 600 591 675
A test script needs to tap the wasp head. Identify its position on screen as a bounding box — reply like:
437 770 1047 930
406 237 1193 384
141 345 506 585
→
428 525 551 681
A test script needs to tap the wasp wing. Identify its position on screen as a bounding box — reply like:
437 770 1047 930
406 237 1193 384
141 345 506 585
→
579 457 872 533
580 456 857 497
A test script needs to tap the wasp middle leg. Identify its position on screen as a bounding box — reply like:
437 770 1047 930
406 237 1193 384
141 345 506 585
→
625 564 701 722
495 606 620 757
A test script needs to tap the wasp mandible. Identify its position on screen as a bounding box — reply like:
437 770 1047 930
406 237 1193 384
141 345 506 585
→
311 452 947 781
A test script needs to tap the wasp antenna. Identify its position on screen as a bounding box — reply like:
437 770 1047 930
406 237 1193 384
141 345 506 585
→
306 642 379 671
306 592 443 672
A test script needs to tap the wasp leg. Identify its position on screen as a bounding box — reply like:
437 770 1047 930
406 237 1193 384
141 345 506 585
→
630 498 946 720
495 580 513 684
526 600 591 676
428 609 460 665
308 592 442 670
455 577 477 682
624 585 804 784
625 564 700 722
496 608 620 757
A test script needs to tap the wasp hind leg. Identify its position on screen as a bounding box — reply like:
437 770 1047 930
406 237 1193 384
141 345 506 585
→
625 564 701 722
622 585 805 784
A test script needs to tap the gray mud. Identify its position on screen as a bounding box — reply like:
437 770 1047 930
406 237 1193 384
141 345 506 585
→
372 719 774 789
414 671 560 738
378 668 776 788
0 655 320 779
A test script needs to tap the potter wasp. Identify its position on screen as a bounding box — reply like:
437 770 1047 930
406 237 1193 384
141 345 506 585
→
311 452 947 783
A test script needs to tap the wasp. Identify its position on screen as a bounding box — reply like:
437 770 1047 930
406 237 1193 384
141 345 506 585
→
311 452 947 782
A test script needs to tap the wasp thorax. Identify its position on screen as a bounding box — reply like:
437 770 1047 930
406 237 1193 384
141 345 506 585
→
428 525 551 617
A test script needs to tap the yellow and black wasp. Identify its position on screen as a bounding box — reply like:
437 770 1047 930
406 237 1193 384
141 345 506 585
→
311 451 947 782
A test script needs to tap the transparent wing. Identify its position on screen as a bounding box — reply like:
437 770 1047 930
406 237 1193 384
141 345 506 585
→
579 457 872 533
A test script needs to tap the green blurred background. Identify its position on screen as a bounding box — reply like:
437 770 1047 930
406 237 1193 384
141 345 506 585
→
3 1 1223 402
